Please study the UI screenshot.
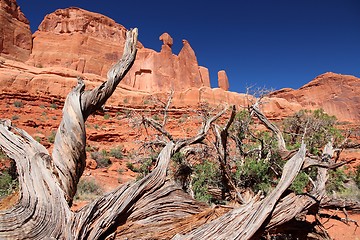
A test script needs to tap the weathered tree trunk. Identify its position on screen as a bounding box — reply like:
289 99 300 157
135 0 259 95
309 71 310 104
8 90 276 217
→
0 29 140 239
0 27 355 240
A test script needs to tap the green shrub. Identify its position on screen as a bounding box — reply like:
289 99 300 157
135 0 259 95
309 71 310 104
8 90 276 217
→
152 114 160 121
50 103 58 109
47 131 56 143
74 178 103 201
326 168 347 194
104 113 110 120
234 158 272 194
11 115 19 120
0 172 17 197
91 150 111 168
172 152 185 164
109 146 123 159
283 109 343 154
290 172 309 194
354 165 360 189
13 101 23 108
126 162 137 172
0 153 18 198
192 160 221 203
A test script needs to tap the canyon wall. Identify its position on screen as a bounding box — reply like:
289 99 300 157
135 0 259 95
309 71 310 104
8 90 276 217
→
0 0 359 124
0 0 32 61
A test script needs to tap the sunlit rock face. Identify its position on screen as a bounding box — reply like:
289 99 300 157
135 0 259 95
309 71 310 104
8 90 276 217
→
270 72 360 123
1 2 360 125
218 70 229 91
27 7 210 92
0 0 32 61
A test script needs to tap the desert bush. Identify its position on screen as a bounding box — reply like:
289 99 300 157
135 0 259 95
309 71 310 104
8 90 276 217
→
0 172 18 198
126 162 138 172
152 114 160 121
11 115 19 120
104 113 110 120
91 150 111 168
47 131 56 143
234 157 273 194
326 168 347 194
74 178 103 201
13 101 23 108
0 152 18 198
354 165 360 189
50 103 58 109
136 159 153 179
192 160 221 203
283 109 342 154
109 146 124 159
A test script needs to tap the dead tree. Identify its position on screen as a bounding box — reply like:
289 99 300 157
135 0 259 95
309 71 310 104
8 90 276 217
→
0 27 357 240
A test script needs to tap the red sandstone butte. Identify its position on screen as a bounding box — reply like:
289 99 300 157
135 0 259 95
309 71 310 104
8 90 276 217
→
1 1 359 126
27 7 210 92
218 70 229 91
270 72 360 123
0 0 32 61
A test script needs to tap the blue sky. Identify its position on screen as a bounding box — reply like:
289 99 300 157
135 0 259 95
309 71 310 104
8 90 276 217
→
16 0 360 93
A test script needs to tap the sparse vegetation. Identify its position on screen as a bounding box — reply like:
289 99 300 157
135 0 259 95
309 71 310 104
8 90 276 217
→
354 165 360 189
104 113 110 120
152 114 160 121
283 109 343 154
13 101 23 108
109 146 124 159
192 160 221 203
34 136 42 143
326 168 347 194
11 115 19 120
47 131 56 143
91 150 111 168
74 178 103 201
50 103 58 109
0 151 18 198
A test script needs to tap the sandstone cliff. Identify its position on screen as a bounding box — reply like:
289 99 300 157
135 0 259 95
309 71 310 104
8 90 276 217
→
270 72 360 123
0 0 32 61
27 7 212 92
0 0 359 125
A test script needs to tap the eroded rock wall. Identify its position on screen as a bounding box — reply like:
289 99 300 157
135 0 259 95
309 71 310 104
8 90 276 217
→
0 0 32 61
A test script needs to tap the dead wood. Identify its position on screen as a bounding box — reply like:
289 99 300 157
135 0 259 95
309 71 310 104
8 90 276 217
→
0 26 355 240
173 144 307 239
0 28 138 239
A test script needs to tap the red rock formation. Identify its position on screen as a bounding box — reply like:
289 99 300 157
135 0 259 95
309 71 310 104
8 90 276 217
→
218 70 229 91
28 7 133 74
28 7 210 92
1 2 359 125
270 72 360 123
0 0 32 61
159 32 173 51
0 56 247 109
